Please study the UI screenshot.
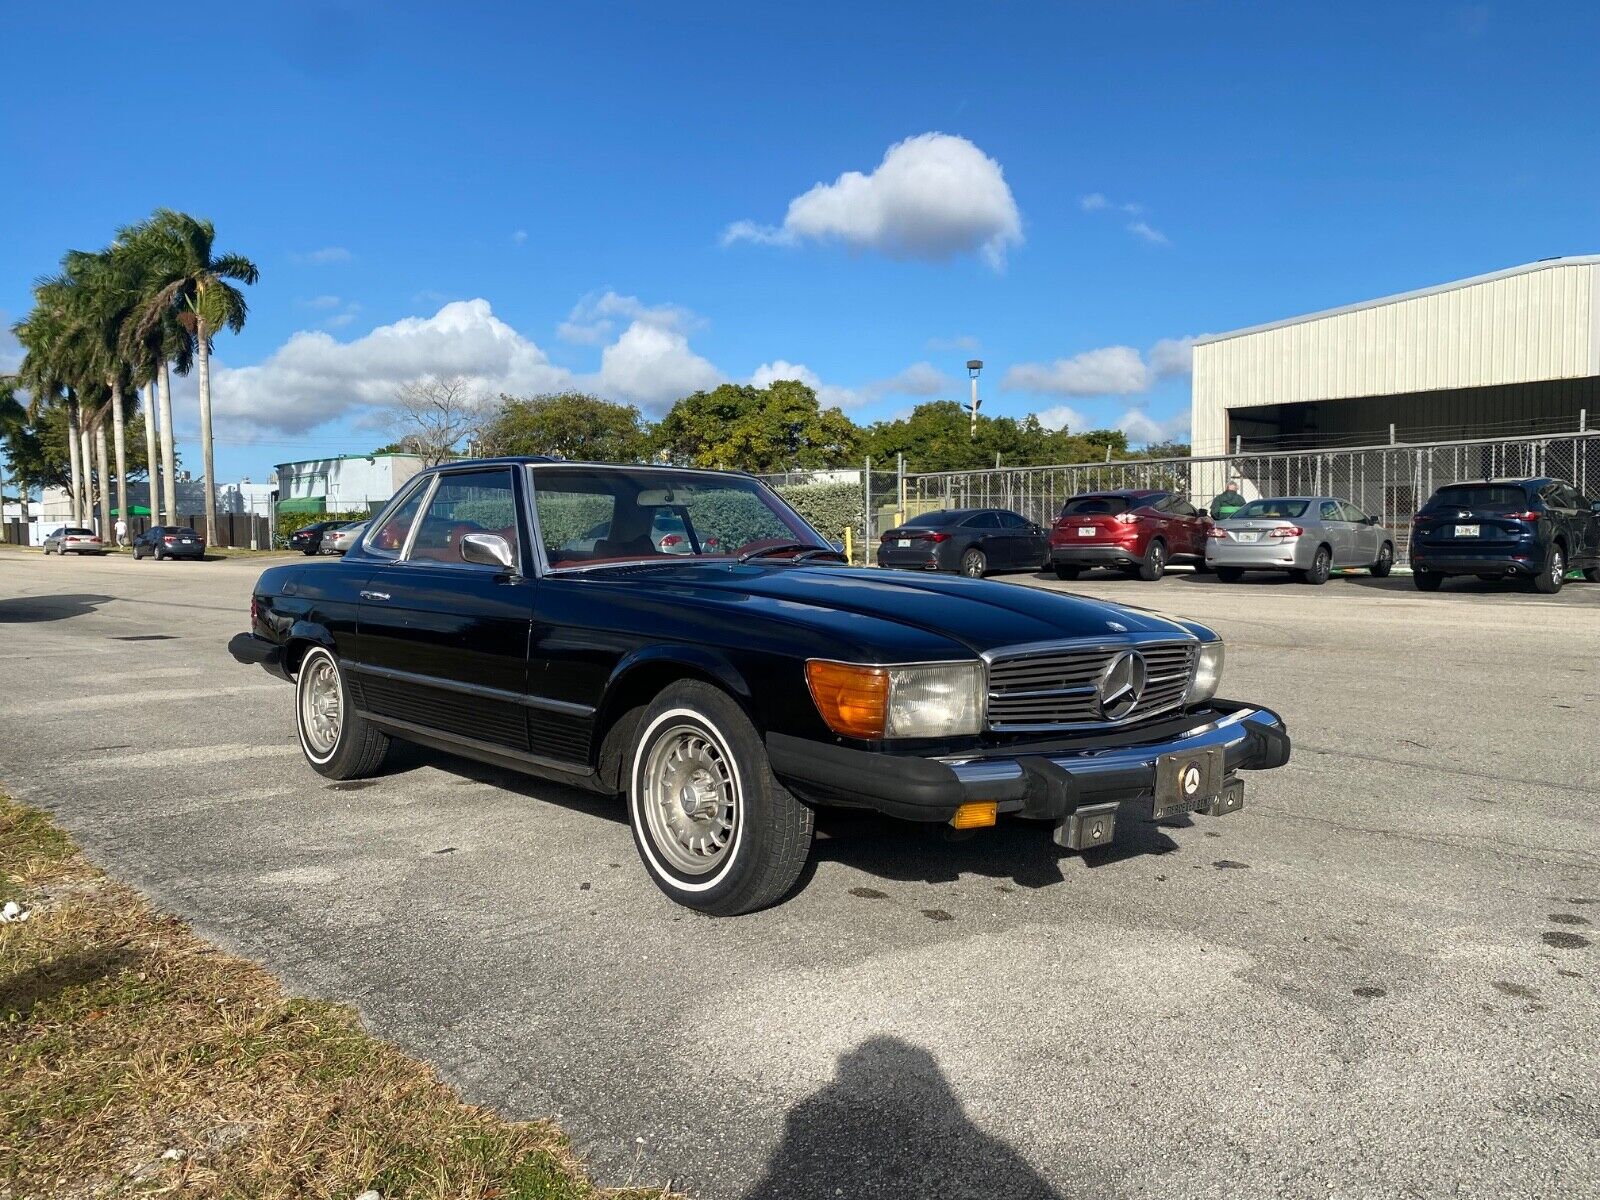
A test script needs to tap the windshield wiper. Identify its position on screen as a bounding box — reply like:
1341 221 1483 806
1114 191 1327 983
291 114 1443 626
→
735 541 835 564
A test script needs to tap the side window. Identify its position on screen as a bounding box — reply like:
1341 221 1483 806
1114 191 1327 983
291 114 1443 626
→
1320 501 1341 522
367 478 431 558
998 511 1029 529
1169 499 1198 518
408 469 521 566
1557 484 1583 509
1339 501 1366 522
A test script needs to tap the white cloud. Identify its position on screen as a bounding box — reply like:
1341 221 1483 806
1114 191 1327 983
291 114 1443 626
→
1126 220 1170 246
877 361 949 397
1149 335 1197 378
512 229 529 245
749 360 859 410
1116 407 1191 446
302 295 343 310
723 132 1023 268
1079 193 1109 212
1036 404 1089 432
1002 346 1151 397
925 334 980 353
0 314 21 374
597 322 720 409
293 246 354 265
558 291 700 346
200 299 571 435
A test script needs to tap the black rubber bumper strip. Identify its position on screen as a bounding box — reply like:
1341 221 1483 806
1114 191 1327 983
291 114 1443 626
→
766 732 999 817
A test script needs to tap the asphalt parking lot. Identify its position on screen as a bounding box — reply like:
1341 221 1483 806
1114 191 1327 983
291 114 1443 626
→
1 549 1596 1199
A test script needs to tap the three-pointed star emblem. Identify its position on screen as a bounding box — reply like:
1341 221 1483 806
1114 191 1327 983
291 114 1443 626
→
1096 649 1148 720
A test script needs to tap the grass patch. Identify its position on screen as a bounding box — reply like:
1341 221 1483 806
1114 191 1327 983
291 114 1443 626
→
0 794 676 1199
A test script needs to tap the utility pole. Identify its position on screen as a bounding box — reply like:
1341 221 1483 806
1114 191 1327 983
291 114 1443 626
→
967 360 984 439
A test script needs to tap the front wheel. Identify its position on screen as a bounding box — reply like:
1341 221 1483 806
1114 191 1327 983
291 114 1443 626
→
1534 544 1565 594
628 680 813 916
294 646 390 779
959 548 987 578
1370 542 1394 577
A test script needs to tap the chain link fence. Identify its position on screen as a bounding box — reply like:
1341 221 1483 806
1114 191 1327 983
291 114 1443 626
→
906 430 1600 565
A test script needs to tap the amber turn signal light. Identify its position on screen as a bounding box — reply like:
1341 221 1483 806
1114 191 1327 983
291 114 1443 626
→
949 801 997 830
805 660 889 739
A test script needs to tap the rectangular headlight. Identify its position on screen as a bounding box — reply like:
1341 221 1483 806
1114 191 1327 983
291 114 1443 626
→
806 660 984 739
1185 640 1225 706
885 662 985 738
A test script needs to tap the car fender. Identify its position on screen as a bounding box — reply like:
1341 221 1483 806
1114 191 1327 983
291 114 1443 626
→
282 618 338 675
602 644 755 715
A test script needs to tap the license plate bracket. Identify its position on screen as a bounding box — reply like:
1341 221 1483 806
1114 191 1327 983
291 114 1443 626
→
1455 523 1480 538
1077 527 1095 537
1153 747 1225 819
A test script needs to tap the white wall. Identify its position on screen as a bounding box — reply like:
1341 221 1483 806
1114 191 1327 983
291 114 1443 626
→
1192 258 1600 456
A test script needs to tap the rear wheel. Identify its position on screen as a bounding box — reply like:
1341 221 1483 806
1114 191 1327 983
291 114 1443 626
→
960 547 987 578
1137 539 1167 581
1214 566 1245 583
1297 545 1332 585
1370 542 1394 577
294 646 390 779
1052 563 1080 581
1413 569 1443 591
628 680 813 915
1534 544 1565 594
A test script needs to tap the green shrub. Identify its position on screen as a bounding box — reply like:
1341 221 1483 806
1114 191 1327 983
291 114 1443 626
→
773 480 866 557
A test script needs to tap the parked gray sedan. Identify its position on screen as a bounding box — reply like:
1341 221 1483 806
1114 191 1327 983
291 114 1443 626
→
1205 496 1395 584
319 521 368 555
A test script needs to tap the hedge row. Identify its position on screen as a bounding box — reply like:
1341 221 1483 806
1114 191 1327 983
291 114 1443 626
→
274 509 372 547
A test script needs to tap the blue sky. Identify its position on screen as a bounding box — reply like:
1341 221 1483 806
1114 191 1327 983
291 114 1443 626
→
4 1 1597 484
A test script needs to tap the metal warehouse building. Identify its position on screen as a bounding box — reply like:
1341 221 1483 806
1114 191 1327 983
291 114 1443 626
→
1191 256 1600 456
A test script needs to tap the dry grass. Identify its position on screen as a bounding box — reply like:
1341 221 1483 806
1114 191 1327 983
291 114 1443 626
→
0 796 676 1200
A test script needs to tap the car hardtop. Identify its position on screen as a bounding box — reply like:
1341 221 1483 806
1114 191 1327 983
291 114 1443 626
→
415 456 764 483
1071 488 1165 501
1426 476 1554 498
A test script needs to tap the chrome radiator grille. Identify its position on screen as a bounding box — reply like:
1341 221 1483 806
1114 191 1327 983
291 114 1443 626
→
985 640 1197 730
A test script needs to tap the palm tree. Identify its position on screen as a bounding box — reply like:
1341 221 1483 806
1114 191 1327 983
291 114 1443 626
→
115 230 192 524
14 294 87 524
129 210 258 543
0 377 21 540
64 248 144 530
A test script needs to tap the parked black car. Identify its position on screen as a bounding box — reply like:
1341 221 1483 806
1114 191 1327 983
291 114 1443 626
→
132 525 206 561
1409 477 1600 593
877 507 1050 577
232 459 1291 915
288 520 345 555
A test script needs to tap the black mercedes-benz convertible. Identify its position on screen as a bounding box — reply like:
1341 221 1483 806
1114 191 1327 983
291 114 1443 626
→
232 458 1290 915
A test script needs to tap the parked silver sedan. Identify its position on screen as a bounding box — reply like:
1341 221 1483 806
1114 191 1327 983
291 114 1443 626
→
1205 496 1395 584
320 521 368 555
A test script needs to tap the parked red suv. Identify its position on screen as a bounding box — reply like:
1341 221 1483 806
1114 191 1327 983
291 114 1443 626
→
1048 489 1212 581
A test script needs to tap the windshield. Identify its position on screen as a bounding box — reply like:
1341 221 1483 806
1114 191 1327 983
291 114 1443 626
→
530 466 826 569
1234 499 1310 519
1061 495 1135 516
1430 484 1530 512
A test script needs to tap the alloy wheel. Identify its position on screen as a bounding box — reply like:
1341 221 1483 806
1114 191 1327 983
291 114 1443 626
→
641 724 739 875
299 654 343 757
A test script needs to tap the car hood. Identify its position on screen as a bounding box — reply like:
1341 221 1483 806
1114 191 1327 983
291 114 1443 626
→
574 562 1204 658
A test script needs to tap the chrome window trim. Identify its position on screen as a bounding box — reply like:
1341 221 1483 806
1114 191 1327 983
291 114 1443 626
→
360 473 433 560
393 466 522 573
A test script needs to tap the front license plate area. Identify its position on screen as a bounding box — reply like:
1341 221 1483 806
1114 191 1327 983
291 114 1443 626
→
1455 524 1479 538
1153 747 1224 819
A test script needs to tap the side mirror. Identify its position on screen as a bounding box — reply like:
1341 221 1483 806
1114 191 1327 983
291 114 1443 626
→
1365 515 1380 525
460 532 516 571
1197 508 1211 520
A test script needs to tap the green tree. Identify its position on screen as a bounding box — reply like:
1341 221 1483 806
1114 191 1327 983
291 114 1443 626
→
128 209 258 543
482 392 647 462
862 401 1132 471
653 380 858 473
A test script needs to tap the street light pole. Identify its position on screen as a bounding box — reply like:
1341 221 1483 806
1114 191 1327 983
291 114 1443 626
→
967 359 984 439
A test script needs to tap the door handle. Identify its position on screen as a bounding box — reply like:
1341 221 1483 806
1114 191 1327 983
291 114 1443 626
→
361 590 391 602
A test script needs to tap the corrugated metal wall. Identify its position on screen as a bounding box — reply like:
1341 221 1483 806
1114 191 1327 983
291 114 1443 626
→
1193 260 1599 455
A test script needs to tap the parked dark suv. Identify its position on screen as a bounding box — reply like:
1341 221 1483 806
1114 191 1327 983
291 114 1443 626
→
1409 477 1600 593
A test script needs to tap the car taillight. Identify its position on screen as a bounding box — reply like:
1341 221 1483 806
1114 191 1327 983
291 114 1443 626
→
1502 510 1539 521
704 536 719 548
163 536 176 544
1206 526 1229 539
250 595 259 626
1113 512 1139 524
1267 526 1303 539
927 532 949 543
659 534 683 547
